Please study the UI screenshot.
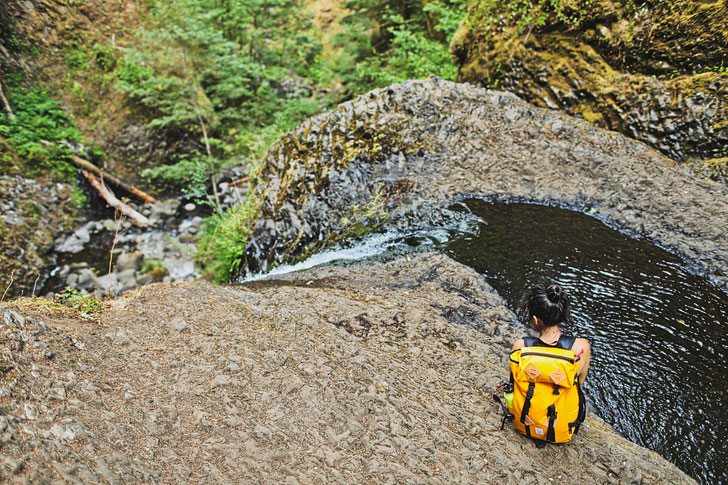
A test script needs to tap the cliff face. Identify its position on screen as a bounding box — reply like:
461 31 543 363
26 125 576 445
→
451 0 728 178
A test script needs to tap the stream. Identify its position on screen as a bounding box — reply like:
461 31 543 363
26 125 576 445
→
244 198 728 484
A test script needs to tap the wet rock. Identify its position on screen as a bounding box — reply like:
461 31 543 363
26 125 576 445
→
115 252 144 272
94 274 118 296
117 269 137 293
239 79 728 291
149 199 181 221
75 269 98 291
56 226 91 253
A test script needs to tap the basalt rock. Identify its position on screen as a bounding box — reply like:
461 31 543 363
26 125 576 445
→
0 255 697 483
0 175 81 298
451 0 728 175
242 78 728 290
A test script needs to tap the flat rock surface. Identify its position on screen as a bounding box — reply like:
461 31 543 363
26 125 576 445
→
0 254 694 483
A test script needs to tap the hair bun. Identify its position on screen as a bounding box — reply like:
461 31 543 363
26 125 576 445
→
546 284 561 303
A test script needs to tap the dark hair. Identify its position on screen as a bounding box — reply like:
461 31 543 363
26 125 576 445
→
521 283 572 329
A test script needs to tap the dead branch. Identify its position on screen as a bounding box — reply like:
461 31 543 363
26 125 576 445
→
70 155 158 204
81 170 151 227
0 80 15 120
228 176 250 187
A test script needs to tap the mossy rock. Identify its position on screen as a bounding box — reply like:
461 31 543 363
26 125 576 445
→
453 0 728 164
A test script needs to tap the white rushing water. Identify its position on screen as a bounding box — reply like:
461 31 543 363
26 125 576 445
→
241 227 456 282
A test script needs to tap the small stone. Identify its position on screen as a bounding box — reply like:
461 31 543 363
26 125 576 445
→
168 317 189 333
4 457 24 474
184 202 196 211
115 252 144 272
23 403 38 420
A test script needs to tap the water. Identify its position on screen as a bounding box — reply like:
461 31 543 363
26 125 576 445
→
241 198 727 482
441 199 728 484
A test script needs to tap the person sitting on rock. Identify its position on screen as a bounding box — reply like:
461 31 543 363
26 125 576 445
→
502 283 591 446
512 283 591 386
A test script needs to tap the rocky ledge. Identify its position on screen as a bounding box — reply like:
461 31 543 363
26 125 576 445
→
243 78 728 288
0 253 694 483
0 175 81 297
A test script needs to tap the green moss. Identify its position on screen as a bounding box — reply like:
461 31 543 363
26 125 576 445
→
140 258 168 279
21 201 42 226
581 108 604 123
146 266 169 282
693 156 728 183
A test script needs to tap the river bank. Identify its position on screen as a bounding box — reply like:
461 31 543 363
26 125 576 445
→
0 253 694 483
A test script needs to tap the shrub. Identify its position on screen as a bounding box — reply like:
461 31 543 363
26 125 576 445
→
56 287 103 316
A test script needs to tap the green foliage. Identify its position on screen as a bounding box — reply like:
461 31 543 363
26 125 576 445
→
117 0 320 137
468 0 589 35
0 87 81 179
71 187 87 208
115 0 324 193
92 42 118 72
336 0 467 93
141 154 223 200
56 286 103 316
196 171 260 283
65 47 91 71
356 21 459 87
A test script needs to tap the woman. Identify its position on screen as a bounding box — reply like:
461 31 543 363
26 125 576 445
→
512 283 591 385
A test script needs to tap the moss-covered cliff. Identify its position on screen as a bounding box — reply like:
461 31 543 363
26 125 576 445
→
452 0 728 178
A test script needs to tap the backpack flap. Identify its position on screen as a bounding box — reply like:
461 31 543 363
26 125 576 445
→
516 346 578 389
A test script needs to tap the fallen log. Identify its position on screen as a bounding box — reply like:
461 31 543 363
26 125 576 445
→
71 155 158 204
81 170 151 227
0 81 15 120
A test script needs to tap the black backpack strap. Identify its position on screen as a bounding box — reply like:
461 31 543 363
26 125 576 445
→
520 381 536 424
546 405 557 442
557 334 576 350
523 336 537 347
493 394 514 429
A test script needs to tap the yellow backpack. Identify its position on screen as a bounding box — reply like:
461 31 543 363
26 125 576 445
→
496 336 586 446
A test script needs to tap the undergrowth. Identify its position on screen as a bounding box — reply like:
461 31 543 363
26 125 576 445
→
56 287 103 317
0 87 82 180
196 174 260 283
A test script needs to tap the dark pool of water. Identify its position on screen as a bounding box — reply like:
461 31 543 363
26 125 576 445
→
441 199 728 485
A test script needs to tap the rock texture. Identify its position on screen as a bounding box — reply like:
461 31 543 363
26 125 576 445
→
451 0 728 172
0 175 81 298
243 78 728 289
0 254 695 483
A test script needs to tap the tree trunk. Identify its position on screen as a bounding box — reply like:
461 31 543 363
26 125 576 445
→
0 79 15 120
70 155 158 204
81 170 152 227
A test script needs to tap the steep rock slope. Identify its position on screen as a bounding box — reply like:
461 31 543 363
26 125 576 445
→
0 254 694 483
451 0 728 174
